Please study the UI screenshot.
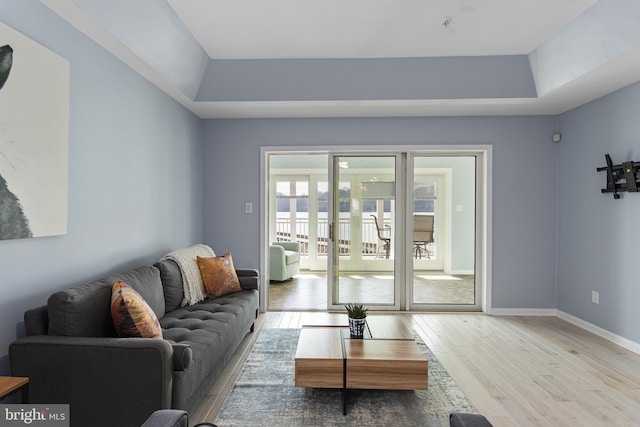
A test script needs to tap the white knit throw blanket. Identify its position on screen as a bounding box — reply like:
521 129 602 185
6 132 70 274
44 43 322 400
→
161 244 215 306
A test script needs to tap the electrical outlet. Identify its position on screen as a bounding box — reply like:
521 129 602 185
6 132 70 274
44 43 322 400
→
592 291 599 304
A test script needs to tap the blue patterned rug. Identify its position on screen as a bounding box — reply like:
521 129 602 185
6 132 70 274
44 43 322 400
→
214 328 476 426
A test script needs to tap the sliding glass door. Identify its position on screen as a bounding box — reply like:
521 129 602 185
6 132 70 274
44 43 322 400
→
264 148 488 313
409 155 480 310
329 154 399 309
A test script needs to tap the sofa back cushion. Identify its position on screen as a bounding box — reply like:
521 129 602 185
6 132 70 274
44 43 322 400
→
48 265 165 337
154 259 184 312
117 266 165 318
48 280 116 337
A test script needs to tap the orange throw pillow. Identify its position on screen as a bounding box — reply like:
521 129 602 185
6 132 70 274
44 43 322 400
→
111 280 163 338
197 253 242 298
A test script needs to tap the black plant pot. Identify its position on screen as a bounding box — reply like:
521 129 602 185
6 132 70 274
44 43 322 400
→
348 317 366 338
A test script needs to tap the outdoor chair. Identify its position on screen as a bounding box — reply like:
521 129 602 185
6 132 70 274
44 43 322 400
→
370 214 391 259
413 214 434 259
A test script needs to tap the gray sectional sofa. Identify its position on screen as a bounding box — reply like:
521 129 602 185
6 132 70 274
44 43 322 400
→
9 257 259 427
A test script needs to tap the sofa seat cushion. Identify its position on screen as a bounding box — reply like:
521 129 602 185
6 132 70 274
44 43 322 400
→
158 289 258 410
160 291 256 352
284 250 299 265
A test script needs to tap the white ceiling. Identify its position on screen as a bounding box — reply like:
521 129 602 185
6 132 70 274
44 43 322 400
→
167 0 597 59
41 0 640 118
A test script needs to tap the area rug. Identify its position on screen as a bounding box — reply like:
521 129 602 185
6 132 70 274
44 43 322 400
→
213 328 477 426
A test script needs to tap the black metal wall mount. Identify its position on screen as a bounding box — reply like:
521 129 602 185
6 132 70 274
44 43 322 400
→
597 154 640 199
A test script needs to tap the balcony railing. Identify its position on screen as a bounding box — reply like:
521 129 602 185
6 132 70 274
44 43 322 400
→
275 217 379 256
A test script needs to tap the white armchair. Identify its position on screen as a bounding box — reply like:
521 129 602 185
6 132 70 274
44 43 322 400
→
269 242 300 281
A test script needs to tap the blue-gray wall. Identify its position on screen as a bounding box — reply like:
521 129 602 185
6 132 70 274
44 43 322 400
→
202 116 559 310
0 1 204 373
557 82 640 343
2 0 639 379
196 56 536 102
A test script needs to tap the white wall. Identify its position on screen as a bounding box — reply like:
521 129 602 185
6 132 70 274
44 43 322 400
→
415 156 476 273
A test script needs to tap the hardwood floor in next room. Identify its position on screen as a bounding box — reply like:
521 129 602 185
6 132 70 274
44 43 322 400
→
191 312 640 427
269 271 475 310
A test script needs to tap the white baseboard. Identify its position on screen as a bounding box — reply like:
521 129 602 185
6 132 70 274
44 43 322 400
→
556 311 640 355
489 308 558 316
448 269 475 275
487 308 640 356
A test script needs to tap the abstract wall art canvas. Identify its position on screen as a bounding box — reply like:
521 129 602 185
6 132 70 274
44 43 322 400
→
0 21 69 240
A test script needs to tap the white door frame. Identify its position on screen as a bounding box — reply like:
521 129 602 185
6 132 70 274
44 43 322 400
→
407 153 483 311
260 145 493 314
327 152 403 311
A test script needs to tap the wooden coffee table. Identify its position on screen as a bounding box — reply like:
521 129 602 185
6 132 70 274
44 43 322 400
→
294 315 428 414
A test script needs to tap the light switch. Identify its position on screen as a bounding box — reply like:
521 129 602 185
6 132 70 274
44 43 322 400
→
245 202 253 214
456 204 464 212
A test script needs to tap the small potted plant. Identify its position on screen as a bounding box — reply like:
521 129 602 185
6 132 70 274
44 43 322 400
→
345 302 368 339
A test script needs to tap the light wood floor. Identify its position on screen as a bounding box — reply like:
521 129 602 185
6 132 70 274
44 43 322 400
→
269 271 475 310
191 312 640 427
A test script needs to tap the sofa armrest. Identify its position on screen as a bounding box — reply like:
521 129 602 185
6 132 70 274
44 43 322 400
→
236 268 259 277
168 342 192 371
450 413 493 427
10 336 174 427
142 409 188 427
236 269 259 290
269 245 287 281
273 241 300 252
24 305 48 336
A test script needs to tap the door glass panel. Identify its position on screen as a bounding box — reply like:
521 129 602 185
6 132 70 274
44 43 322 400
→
411 156 476 306
266 151 483 312
413 179 437 260
317 181 329 258
275 180 309 250
333 156 396 306
268 153 328 311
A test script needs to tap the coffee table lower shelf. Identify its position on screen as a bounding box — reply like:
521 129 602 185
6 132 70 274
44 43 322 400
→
294 327 428 415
